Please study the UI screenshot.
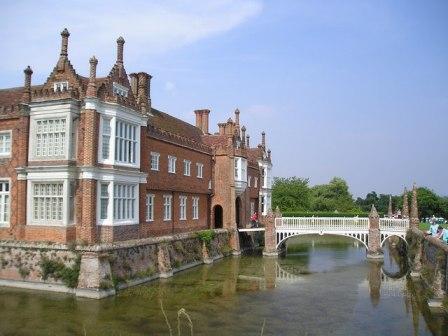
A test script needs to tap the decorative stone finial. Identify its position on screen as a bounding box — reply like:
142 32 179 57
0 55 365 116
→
410 183 419 228
261 131 266 148
402 187 409 218
22 66 33 103
241 126 246 148
86 56 98 98
387 195 393 217
60 28 70 57
116 36 125 65
246 135 250 147
369 204 379 218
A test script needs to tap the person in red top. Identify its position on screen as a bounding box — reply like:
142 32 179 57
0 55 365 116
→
251 212 258 227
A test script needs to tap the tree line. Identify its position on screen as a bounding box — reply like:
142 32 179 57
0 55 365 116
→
272 176 448 218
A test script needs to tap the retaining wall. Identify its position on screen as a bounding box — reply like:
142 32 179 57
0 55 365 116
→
0 229 230 299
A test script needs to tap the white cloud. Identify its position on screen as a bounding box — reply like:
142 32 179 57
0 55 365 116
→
164 81 176 92
0 0 263 78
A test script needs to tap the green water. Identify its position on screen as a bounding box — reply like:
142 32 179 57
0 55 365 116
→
1 236 447 335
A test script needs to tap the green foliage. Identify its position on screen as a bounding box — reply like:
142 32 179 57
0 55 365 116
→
196 230 215 247
282 211 369 217
272 177 311 211
39 255 81 288
311 177 358 212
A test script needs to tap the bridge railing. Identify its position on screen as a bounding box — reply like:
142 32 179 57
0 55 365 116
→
379 218 409 231
275 217 369 231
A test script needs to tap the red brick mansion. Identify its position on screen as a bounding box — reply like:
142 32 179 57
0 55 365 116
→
0 29 273 245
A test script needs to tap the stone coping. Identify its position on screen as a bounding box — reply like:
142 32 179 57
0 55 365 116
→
0 228 229 252
410 228 448 253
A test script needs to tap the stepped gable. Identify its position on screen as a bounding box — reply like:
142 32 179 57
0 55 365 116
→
100 63 137 108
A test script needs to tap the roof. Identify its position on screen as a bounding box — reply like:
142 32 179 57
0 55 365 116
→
202 134 228 147
0 85 43 107
248 147 262 163
150 107 204 142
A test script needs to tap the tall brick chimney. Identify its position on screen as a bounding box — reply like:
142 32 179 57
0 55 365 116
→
22 66 33 103
194 109 210 134
60 28 70 57
234 108 240 125
129 73 138 98
86 56 98 98
116 36 125 66
195 110 203 130
137 72 151 114
261 131 266 148
246 135 250 147
218 123 226 135
241 126 246 148
202 109 210 134
57 28 70 70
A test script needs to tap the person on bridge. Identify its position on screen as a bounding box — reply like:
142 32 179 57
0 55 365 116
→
438 227 448 244
427 221 439 237
251 212 258 228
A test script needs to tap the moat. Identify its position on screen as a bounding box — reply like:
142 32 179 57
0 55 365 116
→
1 236 447 335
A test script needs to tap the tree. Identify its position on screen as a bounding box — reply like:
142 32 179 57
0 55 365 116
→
272 177 312 211
417 187 446 219
311 177 358 212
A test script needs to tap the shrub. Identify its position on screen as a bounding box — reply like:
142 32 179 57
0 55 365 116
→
196 230 215 247
39 255 81 288
18 266 30 279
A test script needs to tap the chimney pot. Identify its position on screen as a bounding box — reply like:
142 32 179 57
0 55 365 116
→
60 28 70 57
261 131 266 147
86 56 98 98
246 135 250 147
116 36 125 65
235 108 240 125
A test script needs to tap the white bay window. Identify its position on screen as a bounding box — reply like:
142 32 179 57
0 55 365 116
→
97 181 139 225
99 116 141 168
0 181 10 226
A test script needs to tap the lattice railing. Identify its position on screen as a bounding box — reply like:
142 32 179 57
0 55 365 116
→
379 218 409 231
275 217 369 231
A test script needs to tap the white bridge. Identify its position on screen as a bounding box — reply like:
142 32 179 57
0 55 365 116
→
274 217 409 250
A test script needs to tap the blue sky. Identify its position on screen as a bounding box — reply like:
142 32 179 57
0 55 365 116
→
1 0 447 197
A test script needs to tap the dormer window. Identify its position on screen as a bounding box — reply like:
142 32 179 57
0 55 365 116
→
53 81 68 92
113 82 129 97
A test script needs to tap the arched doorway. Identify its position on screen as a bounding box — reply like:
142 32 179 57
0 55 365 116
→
214 205 223 228
235 197 242 228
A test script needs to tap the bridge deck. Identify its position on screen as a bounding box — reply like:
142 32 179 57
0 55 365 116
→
238 228 266 232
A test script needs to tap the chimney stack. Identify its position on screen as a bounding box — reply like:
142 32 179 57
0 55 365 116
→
60 28 70 57
86 56 98 98
136 72 151 114
116 36 125 65
235 108 240 125
202 109 210 134
218 123 226 135
22 66 33 103
261 131 266 148
241 126 246 148
246 135 250 148
195 110 203 130
129 73 138 98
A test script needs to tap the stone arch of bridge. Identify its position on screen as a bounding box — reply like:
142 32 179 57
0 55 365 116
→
380 233 407 248
276 232 369 251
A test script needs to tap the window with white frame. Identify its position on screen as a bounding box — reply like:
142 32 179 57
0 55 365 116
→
163 195 172 220
100 183 109 220
0 181 10 225
113 183 136 220
53 81 68 92
146 194 154 221
34 118 67 158
0 132 11 157
101 118 111 160
196 163 203 178
32 183 64 222
183 160 191 176
113 82 129 97
150 152 160 171
115 120 137 164
168 156 176 174
192 197 199 220
179 196 187 220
